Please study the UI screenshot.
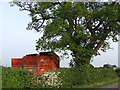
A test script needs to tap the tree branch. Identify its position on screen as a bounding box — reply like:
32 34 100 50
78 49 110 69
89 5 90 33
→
94 27 110 52
93 21 102 31
86 18 94 36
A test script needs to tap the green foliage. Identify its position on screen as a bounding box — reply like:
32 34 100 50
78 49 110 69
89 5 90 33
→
103 64 117 69
88 69 118 84
89 64 94 68
103 64 112 69
115 68 120 77
2 67 37 88
52 67 118 88
10 2 120 67
112 65 117 68
0 66 2 89
2 66 118 88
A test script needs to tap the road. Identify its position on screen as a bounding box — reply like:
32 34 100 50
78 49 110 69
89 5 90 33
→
96 82 120 90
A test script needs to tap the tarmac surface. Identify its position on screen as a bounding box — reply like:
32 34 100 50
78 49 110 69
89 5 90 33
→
96 82 120 90
100 82 120 88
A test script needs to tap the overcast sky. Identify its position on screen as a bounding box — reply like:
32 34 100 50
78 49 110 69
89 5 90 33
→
0 2 119 68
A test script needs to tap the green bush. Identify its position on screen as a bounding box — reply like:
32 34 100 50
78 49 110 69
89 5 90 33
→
52 64 90 88
115 68 120 77
52 66 118 88
88 69 118 84
2 66 118 88
2 67 37 88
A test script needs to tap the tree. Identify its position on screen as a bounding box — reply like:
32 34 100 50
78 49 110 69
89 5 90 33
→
10 2 120 67
112 65 117 68
103 64 117 69
103 64 112 69
89 64 94 68
112 65 117 70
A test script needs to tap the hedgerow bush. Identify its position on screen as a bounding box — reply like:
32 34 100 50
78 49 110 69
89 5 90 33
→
51 64 90 88
2 66 118 88
40 71 62 88
52 65 118 88
115 68 120 77
0 66 2 89
88 68 118 84
2 67 37 88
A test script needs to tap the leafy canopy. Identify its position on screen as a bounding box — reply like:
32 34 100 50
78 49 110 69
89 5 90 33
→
11 2 120 67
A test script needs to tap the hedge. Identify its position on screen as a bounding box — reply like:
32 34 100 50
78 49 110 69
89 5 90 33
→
2 67 37 88
52 67 118 88
2 66 118 88
115 68 120 77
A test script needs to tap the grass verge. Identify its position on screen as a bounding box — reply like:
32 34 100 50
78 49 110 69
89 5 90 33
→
73 78 119 88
